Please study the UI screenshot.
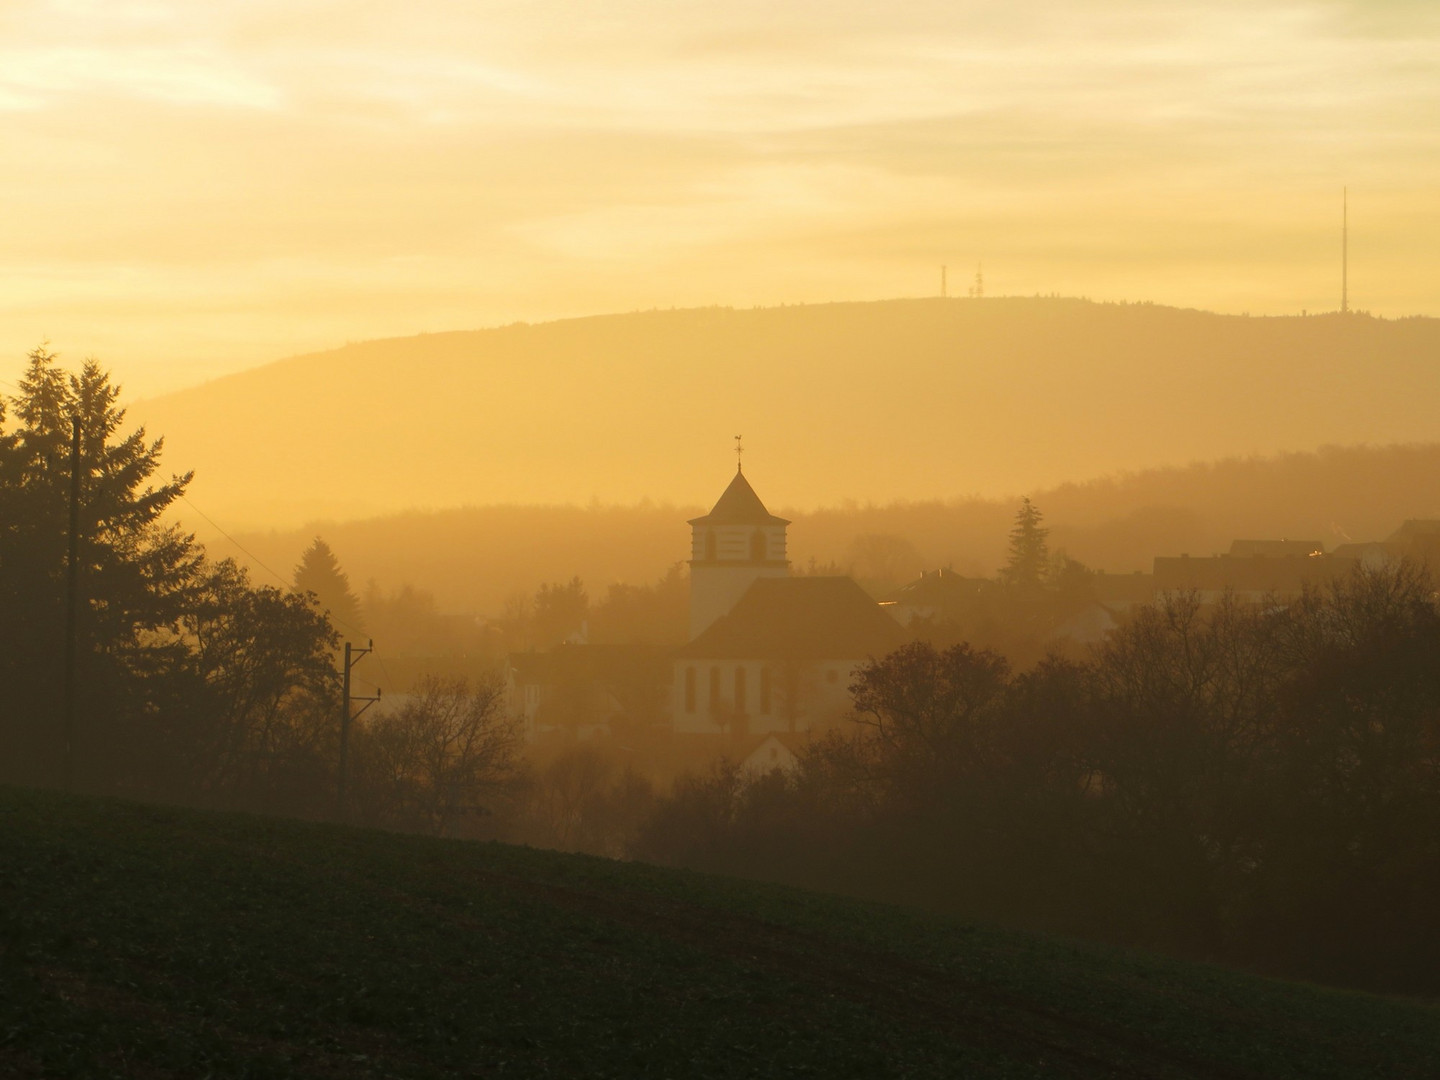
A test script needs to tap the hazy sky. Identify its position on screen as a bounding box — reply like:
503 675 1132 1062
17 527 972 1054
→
3 1 1438 397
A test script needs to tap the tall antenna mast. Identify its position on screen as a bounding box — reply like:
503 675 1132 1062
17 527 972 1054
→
1342 187 1349 314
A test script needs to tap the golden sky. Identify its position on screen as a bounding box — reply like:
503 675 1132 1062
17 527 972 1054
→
3 1 1438 398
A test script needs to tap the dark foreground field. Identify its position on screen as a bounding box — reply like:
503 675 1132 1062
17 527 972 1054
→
1 787 1436 1079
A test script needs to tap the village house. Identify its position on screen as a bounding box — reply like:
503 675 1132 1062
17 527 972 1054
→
507 463 903 741
878 567 991 626
737 732 805 781
510 475 1440 741
1153 539 1354 603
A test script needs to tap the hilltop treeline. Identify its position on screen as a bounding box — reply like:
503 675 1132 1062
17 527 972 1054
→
222 440 1440 616
635 565 1440 994
133 298 1440 524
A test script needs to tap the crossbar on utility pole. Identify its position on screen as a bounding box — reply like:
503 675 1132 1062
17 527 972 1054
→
62 413 81 791
337 639 380 820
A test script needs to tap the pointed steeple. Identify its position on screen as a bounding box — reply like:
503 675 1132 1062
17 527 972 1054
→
686 464 791 639
688 469 790 527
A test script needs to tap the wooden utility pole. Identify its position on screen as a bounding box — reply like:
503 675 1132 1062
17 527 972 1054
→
62 413 81 791
337 640 379 819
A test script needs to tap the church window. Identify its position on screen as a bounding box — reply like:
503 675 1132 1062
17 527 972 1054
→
684 667 696 713
760 667 772 714
734 666 747 713
709 666 721 710
750 530 767 562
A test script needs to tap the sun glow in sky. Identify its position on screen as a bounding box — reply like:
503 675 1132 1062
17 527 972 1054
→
3 1 1438 396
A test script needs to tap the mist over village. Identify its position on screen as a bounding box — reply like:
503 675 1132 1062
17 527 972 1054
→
5 3 1440 1077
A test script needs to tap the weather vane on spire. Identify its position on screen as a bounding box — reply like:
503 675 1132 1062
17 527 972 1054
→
735 434 743 473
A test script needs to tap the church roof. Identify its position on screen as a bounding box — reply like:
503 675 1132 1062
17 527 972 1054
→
676 576 905 661
884 568 993 606
688 469 790 527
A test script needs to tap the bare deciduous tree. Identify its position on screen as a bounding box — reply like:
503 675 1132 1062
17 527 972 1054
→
356 675 521 836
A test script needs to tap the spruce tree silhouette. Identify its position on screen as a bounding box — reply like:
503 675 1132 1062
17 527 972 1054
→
293 537 365 638
1000 497 1049 591
0 347 195 784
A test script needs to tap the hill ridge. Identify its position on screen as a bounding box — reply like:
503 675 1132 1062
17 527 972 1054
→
210 440 1440 614
128 296 1440 528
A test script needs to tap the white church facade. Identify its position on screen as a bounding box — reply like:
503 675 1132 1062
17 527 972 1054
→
673 467 905 737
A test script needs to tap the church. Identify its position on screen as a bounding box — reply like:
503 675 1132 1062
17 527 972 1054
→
673 465 905 736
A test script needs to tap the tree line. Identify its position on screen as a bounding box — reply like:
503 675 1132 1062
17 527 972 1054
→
634 565 1440 995
9 349 1440 995
0 350 520 829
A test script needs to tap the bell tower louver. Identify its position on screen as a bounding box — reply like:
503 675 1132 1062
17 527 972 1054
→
687 467 790 639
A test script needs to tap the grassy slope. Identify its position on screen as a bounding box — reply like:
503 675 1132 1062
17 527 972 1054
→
2 786 1436 1079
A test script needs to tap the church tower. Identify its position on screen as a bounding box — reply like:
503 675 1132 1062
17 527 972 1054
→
688 466 790 639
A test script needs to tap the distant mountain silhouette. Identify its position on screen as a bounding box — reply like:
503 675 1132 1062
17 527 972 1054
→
131 297 1440 528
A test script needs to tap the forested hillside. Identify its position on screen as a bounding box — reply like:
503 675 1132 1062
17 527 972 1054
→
221 442 1440 615
131 298 1440 527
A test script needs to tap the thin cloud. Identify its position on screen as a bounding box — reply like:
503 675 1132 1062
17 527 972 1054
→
1 0 1438 394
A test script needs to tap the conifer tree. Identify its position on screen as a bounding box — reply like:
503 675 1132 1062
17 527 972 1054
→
1 348 346 805
293 537 365 638
1000 497 1049 591
0 347 198 781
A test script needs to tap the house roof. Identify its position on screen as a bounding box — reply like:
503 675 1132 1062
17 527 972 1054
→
508 643 671 685
1228 539 1325 557
737 732 807 768
884 568 992 606
1153 553 1356 595
687 469 790 527
748 731 810 755
676 576 906 660
1387 520 1440 543
1331 542 1391 558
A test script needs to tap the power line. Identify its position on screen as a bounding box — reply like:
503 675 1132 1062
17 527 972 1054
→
11 371 396 700
178 493 362 634
179 492 394 691
178 493 293 592
372 656 397 698
4 403 355 635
